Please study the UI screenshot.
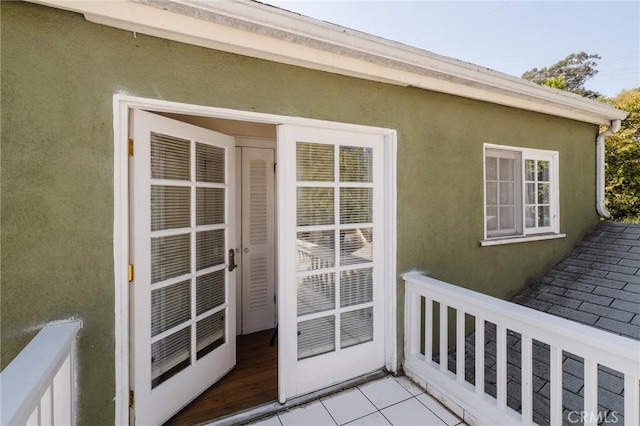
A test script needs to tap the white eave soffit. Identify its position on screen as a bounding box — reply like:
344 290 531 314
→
31 0 627 125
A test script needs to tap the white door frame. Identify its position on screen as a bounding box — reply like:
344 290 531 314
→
113 94 397 425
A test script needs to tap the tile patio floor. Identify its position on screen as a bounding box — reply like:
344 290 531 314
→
248 376 467 426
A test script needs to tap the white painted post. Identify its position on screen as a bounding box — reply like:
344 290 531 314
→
521 335 532 426
456 309 465 383
583 359 598 426
496 325 507 410
475 317 485 396
623 375 639 426
406 283 421 357
549 346 563 426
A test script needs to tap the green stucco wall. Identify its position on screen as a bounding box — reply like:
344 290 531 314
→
1 2 600 424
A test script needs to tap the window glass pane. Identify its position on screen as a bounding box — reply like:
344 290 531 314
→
298 316 335 360
499 206 515 230
151 186 190 231
340 146 372 182
499 182 514 205
538 161 550 182
486 207 498 231
297 142 334 181
151 280 191 337
196 230 225 271
499 158 515 181
196 187 225 226
297 187 334 226
297 274 335 316
196 313 225 359
526 183 536 205
538 206 551 227
525 159 536 181
486 182 498 205
340 268 373 308
151 327 190 389
297 231 335 271
486 157 497 181
196 143 225 183
340 188 372 224
341 307 373 349
341 229 372 265
525 206 536 228
151 234 191 284
151 132 190 181
196 269 225 315
538 183 550 204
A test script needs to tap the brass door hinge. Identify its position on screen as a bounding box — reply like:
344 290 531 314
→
128 264 134 282
128 138 134 156
129 390 134 408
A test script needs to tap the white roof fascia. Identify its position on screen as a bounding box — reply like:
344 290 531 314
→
29 0 627 125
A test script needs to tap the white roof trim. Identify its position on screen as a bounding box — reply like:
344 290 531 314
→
30 0 627 125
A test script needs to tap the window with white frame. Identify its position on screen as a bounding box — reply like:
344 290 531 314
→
484 145 559 240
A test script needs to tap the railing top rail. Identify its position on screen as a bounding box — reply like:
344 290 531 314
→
1 321 82 425
403 271 640 376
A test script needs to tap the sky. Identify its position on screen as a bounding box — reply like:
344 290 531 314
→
265 1 640 97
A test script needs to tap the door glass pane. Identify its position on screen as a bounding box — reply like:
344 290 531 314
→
538 183 550 204
298 316 335 360
526 183 536 205
499 207 515 230
196 269 225 315
196 143 225 183
151 234 191 284
485 157 497 181
538 161 550 182
538 206 551 227
151 132 190 181
196 187 224 226
297 142 334 181
340 146 372 182
341 229 372 265
486 182 497 205
297 231 335 271
499 158 514 181
297 274 335 316
340 268 373 308
297 187 334 226
196 230 225 271
499 182 514 205
151 280 191 337
151 186 190 231
486 207 498 231
525 159 536 181
151 327 190 389
525 206 536 228
340 188 372 224
341 307 373 349
196 314 225 360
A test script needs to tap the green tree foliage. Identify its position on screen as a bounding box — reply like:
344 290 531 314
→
604 88 640 222
522 52 601 97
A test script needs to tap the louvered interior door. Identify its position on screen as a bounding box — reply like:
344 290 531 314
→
277 125 386 402
130 110 236 426
241 147 276 334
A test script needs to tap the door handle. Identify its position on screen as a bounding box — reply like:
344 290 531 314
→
228 249 237 272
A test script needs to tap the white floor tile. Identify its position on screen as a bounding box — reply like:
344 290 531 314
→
248 415 283 426
415 393 461 426
392 376 424 396
322 388 377 425
278 401 337 426
381 398 447 426
345 411 392 425
358 377 413 409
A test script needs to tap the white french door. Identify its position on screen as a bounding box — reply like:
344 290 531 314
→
277 125 386 402
130 110 236 425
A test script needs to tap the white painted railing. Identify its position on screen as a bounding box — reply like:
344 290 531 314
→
403 272 640 426
1 321 81 426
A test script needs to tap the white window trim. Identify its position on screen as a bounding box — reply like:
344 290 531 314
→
482 143 562 245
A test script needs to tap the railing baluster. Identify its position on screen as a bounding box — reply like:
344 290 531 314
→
549 345 563 425
583 359 598 426
440 303 448 372
496 324 507 410
456 309 465 383
406 283 421 357
475 317 484 396
624 375 639 426
424 297 433 363
521 335 532 425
